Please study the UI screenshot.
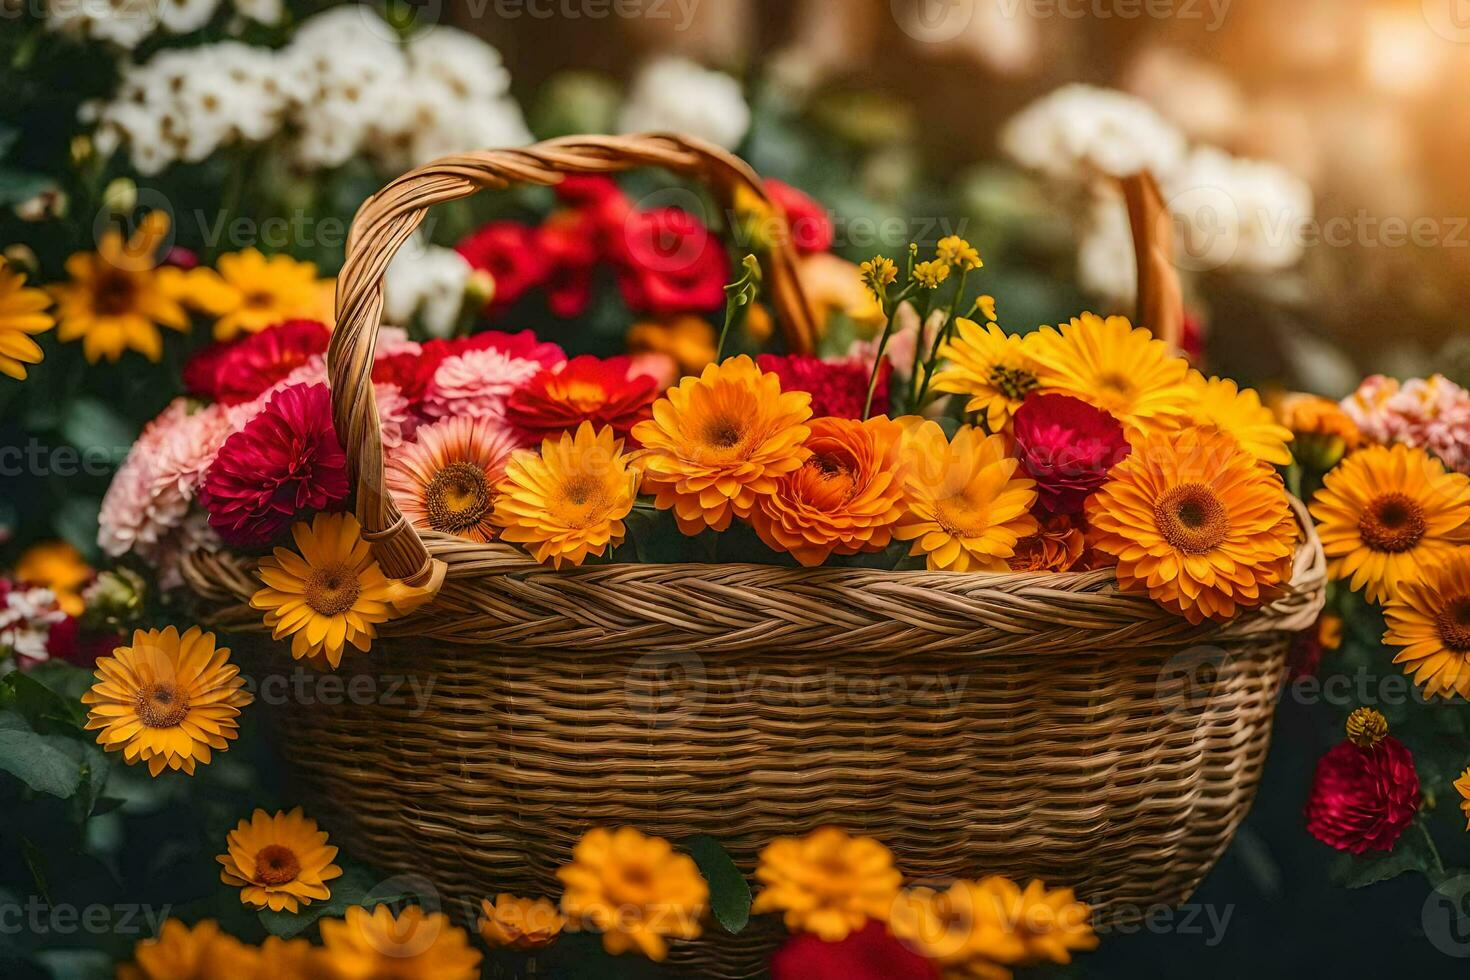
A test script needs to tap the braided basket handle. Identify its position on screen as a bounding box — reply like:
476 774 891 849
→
328 134 819 585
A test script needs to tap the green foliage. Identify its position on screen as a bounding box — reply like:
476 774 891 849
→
679 836 751 935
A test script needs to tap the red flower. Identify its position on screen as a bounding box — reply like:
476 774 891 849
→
456 221 549 315
184 320 331 405
1305 738 1421 854
766 178 833 254
42 617 116 669
537 210 600 318
770 923 939 980
757 353 890 420
504 355 659 444
614 207 729 315
372 350 437 409
1013 393 1130 515
199 383 349 547
556 174 632 239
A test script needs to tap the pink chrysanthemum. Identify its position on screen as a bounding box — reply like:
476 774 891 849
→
231 355 414 449
1342 374 1470 473
422 339 566 423
199 383 348 547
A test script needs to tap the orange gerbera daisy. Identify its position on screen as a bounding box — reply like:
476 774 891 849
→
631 355 813 535
751 416 908 566
316 905 482 980
1028 312 1193 439
15 539 92 615
0 259 54 379
894 421 1038 572
1309 443 1470 603
117 919 260 980
626 314 717 374
1383 550 1470 699
479 894 565 951
386 416 521 543
217 807 343 913
1273 391 1361 470
1086 427 1296 624
82 626 253 776
185 248 328 341
751 827 902 942
492 422 639 568
930 319 1041 431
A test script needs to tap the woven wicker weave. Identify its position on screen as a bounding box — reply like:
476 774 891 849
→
177 135 1327 979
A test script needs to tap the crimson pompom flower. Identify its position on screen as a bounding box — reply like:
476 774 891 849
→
766 178 833 254
770 923 938 980
1304 738 1421 854
184 320 331 405
504 355 659 444
1013 393 1130 515
615 207 729 315
199 383 348 547
756 353 890 420
456 221 549 314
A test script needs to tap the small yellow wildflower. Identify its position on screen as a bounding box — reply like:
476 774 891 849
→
859 256 898 300
937 235 983 271
912 260 951 289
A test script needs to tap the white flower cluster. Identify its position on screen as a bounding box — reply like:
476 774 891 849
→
1000 84 1187 182
383 238 474 339
619 57 751 151
0 584 66 665
83 9 529 176
45 0 281 51
1164 148 1313 275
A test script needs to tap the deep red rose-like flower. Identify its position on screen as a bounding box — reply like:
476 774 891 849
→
184 319 332 405
1305 737 1421 854
614 207 729 315
199 383 349 547
372 350 436 409
1013 393 1130 515
556 174 632 238
770 923 939 980
757 353 890 420
504 355 659 444
537 210 600 318
766 178 834 254
456 221 550 315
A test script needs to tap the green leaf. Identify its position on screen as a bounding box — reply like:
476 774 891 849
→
680 835 751 935
0 125 16 160
258 865 420 939
62 397 137 468
0 168 51 206
53 497 103 565
1 667 89 731
1329 830 1434 888
0 727 85 799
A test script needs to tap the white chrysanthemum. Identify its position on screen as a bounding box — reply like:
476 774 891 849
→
156 0 221 34
46 0 159 49
619 57 750 150
1076 194 1138 303
1000 83 1186 182
232 0 282 24
384 239 473 339
1165 147 1314 273
1123 48 1244 145
407 27 512 102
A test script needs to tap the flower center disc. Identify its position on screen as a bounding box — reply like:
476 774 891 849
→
987 363 1038 401
94 272 138 316
1155 483 1230 554
426 461 493 533
136 682 190 728
254 844 301 887
306 563 361 617
1437 598 1470 653
1359 492 1427 553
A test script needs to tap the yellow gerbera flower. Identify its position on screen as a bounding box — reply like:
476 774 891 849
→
1383 550 1470 699
49 211 193 362
81 626 253 776
117 919 260 980
1028 312 1193 439
930 319 1041 431
250 512 434 668
750 827 902 942
492 422 639 568
0 260 54 380
479 893 566 951
14 539 92 616
1309 443 1470 603
1086 426 1297 624
258 935 319 973
557 826 708 961
1186 373 1294 466
316 905 482 980
893 421 1039 572
186 248 327 341
631 355 812 535
217 807 343 913
1455 767 1470 830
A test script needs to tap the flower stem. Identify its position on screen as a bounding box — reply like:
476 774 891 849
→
716 254 761 363
914 267 969 410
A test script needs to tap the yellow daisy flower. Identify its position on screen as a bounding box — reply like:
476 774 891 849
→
1309 443 1470 603
117 920 260 980
186 248 327 341
479 894 566 951
1383 550 1470 699
0 259 54 380
557 826 708 961
930 319 1040 431
258 935 319 973
894 421 1039 572
316 905 482 980
751 827 902 942
49 211 193 362
1086 427 1296 624
81 626 253 776
1185 373 1294 466
492 422 639 568
250 512 434 668
1028 312 1193 439
217 807 343 913
14 539 92 616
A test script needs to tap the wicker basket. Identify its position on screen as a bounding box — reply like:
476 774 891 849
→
180 135 1328 979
